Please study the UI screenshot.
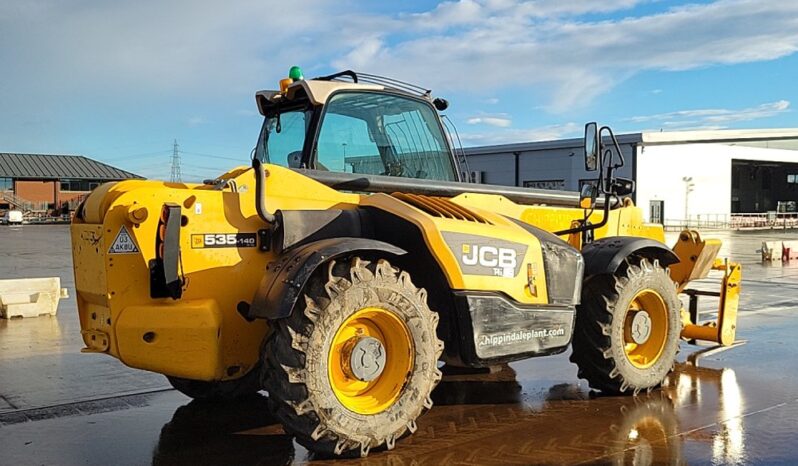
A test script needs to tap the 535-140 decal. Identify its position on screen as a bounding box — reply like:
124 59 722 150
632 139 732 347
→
191 233 257 249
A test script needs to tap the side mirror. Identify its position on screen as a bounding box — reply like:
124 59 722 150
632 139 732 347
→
579 183 598 209
584 122 599 172
433 97 449 111
611 177 636 196
287 151 303 168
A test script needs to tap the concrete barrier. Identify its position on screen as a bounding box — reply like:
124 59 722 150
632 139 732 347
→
784 241 798 261
762 241 783 262
0 277 68 319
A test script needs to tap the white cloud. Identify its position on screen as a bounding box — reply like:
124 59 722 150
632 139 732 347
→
0 0 337 149
2 0 798 152
3 0 798 113
627 100 791 129
409 0 648 28
467 116 512 127
329 0 798 111
187 116 206 127
333 38 385 70
410 0 485 29
0 0 334 97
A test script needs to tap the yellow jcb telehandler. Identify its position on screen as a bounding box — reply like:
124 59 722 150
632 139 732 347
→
71 67 740 457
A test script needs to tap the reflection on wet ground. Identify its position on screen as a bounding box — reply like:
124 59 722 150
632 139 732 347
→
146 353 797 466
152 396 294 466
2 228 798 465
4 347 795 465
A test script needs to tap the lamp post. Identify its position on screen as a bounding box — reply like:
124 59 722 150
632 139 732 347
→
342 142 347 172
683 176 695 228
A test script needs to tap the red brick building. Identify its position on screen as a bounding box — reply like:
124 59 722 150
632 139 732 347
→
0 153 141 216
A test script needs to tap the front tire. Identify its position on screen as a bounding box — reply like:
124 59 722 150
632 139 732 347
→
570 258 681 394
263 257 443 457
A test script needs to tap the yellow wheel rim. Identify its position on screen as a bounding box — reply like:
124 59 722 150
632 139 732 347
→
328 307 414 415
623 289 668 369
623 416 668 456
629 417 667 443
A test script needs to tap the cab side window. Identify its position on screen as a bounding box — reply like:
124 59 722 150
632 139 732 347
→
256 109 310 168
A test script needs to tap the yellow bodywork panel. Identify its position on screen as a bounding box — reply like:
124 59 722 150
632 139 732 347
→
448 193 666 244
72 224 112 353
116 299 224 380
71 165 359 381
362 194 549 304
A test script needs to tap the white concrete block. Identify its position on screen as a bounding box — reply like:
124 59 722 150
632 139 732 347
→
762 241 783 262
0 277 66 319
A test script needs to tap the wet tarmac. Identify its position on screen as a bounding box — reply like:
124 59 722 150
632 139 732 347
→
2 225 798 465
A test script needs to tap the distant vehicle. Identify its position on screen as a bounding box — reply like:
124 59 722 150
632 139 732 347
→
3 210 24 225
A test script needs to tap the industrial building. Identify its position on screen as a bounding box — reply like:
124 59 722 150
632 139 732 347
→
0 153 141 217
464 129 798 227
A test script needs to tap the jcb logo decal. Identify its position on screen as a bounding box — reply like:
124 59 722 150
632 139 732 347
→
191 233 257 249
443 232 527 278
461 245 517 274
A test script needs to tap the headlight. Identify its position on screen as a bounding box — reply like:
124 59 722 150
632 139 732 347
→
541 239 584 306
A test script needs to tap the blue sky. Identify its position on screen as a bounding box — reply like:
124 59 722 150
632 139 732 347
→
1 0 797 181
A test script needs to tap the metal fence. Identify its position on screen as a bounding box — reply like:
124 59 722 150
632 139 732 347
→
662 213 798 231
1 191 86 217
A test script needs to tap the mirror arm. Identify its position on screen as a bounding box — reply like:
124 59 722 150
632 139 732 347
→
554 192 611 236
600 125 625 169
559 122 628 238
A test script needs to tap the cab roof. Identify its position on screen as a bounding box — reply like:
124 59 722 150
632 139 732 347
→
255 70 436 116
256 80 384 115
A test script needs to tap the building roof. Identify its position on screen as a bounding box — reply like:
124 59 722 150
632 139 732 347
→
464 128 798 156
0 153 141 180
639 128 798 145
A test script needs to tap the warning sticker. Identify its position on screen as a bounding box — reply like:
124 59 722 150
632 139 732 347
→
108 226 140 254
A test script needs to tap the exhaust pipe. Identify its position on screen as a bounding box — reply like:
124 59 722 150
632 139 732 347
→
253 158 276 224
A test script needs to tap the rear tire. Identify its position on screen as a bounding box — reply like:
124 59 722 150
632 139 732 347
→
263 257 443 457
167 366 262 401
570 258 681 394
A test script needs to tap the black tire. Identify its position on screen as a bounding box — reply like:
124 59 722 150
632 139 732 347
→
167 365 263 401
570 258 681 395
262 257 443 457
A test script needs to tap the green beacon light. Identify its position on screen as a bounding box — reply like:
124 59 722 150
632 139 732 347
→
289 66 304 82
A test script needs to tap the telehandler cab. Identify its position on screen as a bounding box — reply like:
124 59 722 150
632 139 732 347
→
71 67 740 457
